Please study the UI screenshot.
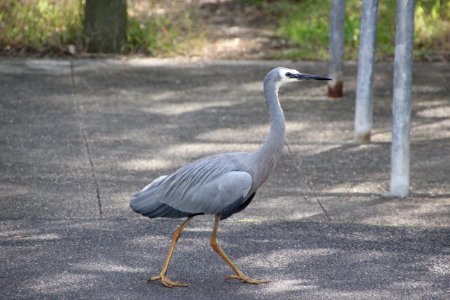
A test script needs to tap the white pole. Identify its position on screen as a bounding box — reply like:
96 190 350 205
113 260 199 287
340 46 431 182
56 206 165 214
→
390 0 415 197
354 0 378 144
328 0 346 98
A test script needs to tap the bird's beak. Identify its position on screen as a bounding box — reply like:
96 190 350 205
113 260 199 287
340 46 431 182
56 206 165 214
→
299 73 332 81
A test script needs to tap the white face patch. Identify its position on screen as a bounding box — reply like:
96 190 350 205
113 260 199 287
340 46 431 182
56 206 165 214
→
278 68 301 85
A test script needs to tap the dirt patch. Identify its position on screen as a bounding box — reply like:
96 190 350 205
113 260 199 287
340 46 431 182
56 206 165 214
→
196 1 289 59
1 0 291 59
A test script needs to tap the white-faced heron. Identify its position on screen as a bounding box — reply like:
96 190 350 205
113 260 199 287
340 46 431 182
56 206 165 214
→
130 67 331 287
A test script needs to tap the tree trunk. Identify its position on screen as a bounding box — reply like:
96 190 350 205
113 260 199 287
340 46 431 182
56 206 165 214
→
83 0 127 53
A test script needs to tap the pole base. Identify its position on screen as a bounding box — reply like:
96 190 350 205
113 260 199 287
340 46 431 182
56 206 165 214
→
390 175 409 197
355 132 371 144
327 81 343 98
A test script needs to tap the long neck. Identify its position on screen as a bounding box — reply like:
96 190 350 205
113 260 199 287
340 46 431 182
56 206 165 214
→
252 80 286 187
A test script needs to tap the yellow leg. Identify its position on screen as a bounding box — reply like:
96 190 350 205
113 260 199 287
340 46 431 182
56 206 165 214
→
210 213 269 285
148 216 193 288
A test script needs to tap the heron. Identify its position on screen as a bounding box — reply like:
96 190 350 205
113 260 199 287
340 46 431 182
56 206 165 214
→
130 67 331 287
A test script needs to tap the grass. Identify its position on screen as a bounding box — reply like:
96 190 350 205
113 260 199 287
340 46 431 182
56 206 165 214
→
0 0 205 56
262 0 450 60
0 0 83 54
414 0 450 59
125 0 206 56
0 0 449 59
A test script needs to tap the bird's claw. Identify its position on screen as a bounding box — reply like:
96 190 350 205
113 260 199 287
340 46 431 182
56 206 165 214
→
148 274 188 288
226 274 269 284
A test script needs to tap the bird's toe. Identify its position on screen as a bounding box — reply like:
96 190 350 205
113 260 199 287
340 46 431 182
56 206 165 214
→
226 274 269 285
148 274 188 288
148 275 161 282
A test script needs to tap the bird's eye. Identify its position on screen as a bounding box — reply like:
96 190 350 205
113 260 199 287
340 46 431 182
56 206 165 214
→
285 72 292 77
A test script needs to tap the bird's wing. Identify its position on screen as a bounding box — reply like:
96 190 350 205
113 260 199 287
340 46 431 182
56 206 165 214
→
132 154 252 215
140 175 167 192
164 170 252 214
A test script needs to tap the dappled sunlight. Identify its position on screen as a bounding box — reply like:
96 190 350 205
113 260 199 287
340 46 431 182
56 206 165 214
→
119 158 176 172
253 196 324 220
412 84 447 94
236 248 335 269
0 183 30 198
143 90 181 102
120 57 196 67
29 273 98 295
412 120 450 140
429 257 450 276
75 59 121 71
324 181 386 194
25 59 71 74
1 41 449 298
336 197 450 227
283 143 343 156
282 83 343 99
196 126 267 143
2 217 449 298
116 88 146 99
416 106 450 118
206 37 253 54
142 100 235 116
88 128 160 144
0 228 42 239
414 99 449 108
285 121 308 132
6 232 61 241
240 80 264 92
286 120 352 143
285 94 334 102
131 234 168 246
370 131 393 143
165 142 260 158
73 260 146 273
255 279 318 293
184 226 214 233
236 218 263 224
391 281 434 290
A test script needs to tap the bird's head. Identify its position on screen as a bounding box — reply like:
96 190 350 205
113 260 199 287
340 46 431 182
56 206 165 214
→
266 67 332 87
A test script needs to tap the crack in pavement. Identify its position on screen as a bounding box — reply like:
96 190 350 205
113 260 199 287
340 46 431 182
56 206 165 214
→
69 59 103 217
284 141 332 221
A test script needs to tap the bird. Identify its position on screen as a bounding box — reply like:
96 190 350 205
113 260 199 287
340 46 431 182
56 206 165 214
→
130 67 331 288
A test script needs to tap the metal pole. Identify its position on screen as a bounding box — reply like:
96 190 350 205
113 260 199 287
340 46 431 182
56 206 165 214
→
390 0 415 197
328 0 346 98
354 0 378 144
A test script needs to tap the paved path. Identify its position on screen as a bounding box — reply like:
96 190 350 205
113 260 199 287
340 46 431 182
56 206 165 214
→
1 58 449 299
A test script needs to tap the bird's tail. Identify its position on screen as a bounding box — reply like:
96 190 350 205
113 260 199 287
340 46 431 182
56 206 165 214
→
130 184 191 219
130 197 189 218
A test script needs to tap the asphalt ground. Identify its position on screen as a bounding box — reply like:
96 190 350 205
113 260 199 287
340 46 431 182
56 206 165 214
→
1 58 449 299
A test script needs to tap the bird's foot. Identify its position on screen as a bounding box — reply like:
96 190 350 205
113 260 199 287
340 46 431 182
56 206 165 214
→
148 274 188 288
226 274 269 285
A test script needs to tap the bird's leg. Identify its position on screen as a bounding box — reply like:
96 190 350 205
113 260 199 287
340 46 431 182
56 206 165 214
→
210 213 269 285
148 216 193 288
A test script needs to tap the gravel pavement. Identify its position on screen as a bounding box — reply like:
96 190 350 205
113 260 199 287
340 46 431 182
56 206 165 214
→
1 58 449 299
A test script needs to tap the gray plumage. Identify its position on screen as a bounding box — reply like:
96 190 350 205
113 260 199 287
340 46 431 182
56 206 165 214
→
130 67 331 220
